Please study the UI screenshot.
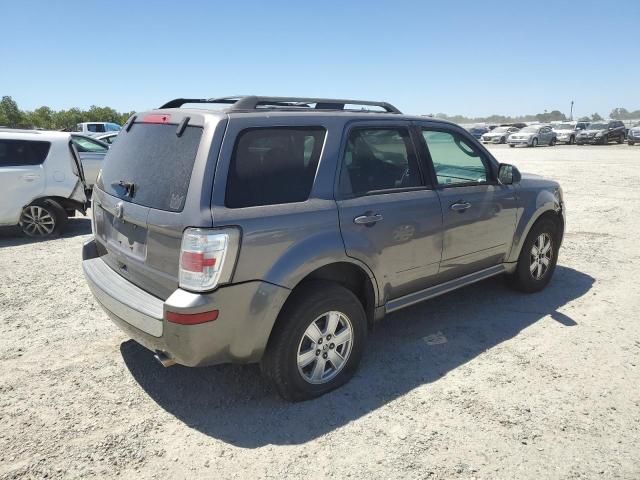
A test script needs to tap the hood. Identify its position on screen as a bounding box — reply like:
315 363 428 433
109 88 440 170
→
553 129 573 134
582 128 605 134
520 172 560 189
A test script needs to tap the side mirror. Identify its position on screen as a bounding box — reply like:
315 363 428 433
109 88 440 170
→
498 163 521 185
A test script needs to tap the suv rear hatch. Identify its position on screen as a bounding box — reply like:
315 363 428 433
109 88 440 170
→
92 110 227 299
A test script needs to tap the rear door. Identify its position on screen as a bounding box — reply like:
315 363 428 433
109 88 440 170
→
417 124 518 280
337 122 443 302
92 112 225 299
71 135 108 186
0 139 49 225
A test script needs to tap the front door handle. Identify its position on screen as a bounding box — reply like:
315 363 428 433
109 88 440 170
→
450 201 471 211
354 213 383 225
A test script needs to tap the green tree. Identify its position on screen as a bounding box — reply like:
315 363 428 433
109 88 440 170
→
591 113 603 121
0 96 23 127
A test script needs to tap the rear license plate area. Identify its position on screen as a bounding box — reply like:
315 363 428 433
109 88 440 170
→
103 208 147 261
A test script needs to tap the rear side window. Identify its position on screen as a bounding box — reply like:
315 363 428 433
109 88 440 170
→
339 128 423 196
98 123 203 212
226 127 326 208
0 140 51 167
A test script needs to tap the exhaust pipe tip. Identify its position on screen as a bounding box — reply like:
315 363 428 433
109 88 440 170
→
154 351 176 368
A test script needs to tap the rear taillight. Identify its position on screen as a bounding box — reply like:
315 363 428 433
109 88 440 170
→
179 228 239 292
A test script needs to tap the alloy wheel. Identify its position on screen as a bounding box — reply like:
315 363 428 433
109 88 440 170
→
529 233 553 280
297 311 353 384
20 205 56 237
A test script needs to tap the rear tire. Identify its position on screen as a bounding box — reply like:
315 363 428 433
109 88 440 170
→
19 199 67 238
261 281 367 401
629 141 635 146
506 217 560 293
549 137 557 146
509 144 515 148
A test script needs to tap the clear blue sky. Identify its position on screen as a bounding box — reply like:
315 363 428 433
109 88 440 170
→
2 0 638 118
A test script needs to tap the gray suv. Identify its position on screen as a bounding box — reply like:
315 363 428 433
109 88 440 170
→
82 96 565 401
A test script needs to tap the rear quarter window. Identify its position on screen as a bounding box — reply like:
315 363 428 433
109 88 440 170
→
225 127 326 208
0 140 51 167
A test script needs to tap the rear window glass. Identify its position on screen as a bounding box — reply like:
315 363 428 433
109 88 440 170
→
226 127 325 208
0 140 51 167
98 123 203 212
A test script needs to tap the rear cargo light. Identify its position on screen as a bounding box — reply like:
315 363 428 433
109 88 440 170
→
142 114 171 124
179 228 240 292
166 309 219 325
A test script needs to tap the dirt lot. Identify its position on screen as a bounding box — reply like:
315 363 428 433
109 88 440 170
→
1 144 639 479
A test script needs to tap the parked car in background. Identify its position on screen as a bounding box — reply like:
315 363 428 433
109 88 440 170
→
627 123 640 146
481 126 520 144
82 95 565 401
0 129 89 237
95 132 119 145
576 120 625 145
70 135 109 186
74 122 121 136
508 125 556 147
552 122 588 145
468 125 489 139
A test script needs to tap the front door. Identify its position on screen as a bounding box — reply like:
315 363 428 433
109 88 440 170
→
418 126 518 280
337 124 443 302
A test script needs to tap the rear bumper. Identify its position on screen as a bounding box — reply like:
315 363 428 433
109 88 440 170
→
82 239 290 367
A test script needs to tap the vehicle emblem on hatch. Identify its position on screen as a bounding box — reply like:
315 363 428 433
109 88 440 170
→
115 201 124 220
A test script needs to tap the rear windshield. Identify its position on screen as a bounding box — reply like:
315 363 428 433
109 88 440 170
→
97 123 203 212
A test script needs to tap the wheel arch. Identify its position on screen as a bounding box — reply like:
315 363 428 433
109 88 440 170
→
508 204 564 263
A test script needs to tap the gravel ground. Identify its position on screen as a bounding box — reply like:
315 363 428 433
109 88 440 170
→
1 144 639 479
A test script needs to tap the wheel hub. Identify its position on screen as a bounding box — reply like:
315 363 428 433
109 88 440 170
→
297 311 353 384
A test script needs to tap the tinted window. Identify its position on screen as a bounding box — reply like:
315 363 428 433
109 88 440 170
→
106 123 121 132
226 127 325 208
422 130 489 185
340 128 422 196
98 123 203 212
87 123 106 133
0 140 51 167
72 136 108 152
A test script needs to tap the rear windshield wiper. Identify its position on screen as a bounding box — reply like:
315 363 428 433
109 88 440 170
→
115 180 136 198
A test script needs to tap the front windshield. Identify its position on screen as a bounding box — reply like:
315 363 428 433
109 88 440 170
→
521 126 539 133
554 123 574 130
588 123 607 130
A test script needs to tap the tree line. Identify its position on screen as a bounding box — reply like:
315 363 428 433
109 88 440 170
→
0 96 134 130
2 95 639 130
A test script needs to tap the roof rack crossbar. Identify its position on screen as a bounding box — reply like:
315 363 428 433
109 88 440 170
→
159 96 401 113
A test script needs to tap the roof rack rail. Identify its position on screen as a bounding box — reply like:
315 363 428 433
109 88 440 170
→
159 96 402 114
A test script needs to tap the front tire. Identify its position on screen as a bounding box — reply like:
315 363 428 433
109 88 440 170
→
617 135 624 144
19 200 67 238
507 217 560 293
569 135 575 145
549 137 557 146
629 141 635 146
509 144 515 148
530 138 538 147
261 282 367 401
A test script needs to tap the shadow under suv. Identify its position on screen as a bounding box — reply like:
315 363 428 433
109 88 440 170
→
82 96 565 401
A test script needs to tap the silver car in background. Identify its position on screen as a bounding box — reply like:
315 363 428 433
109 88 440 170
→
508 125 556 147
552 122 589 145
480 126 520 144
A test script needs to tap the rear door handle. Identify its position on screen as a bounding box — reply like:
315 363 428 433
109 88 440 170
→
450 201 471 211
354 213 383 225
